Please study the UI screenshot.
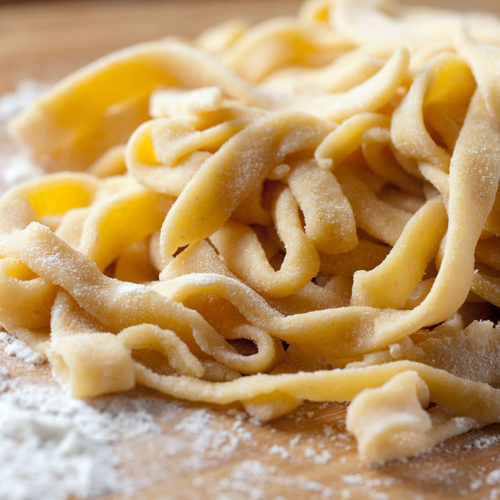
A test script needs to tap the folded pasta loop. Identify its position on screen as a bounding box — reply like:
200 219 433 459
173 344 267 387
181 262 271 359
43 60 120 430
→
391 52 475 177
118 324 205 378
346 371 479 462
211 185 320 297
351 196 446 309
287 159 358 254
78 186 172 270
0 258 57 329
50 333 135 398
159 112 332 256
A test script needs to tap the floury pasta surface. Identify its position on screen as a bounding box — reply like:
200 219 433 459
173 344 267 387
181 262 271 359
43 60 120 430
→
3 0 500 462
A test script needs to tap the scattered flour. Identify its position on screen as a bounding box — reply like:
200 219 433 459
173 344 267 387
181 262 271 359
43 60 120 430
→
488 470 500 485
0 80 48 121
342 474 365 486
268 444 290 460
0 80 45 193
289 433 301 447
0 152 41 191
171 408 254 469
304 446 331 464
0 331 44 365
470 435 500 450
211 459 336 499
0 373 179 500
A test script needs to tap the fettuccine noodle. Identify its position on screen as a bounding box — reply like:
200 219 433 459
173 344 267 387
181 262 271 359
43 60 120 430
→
4 0 500 462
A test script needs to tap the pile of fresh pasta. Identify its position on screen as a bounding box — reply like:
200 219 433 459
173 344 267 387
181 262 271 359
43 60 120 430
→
3 0 500 462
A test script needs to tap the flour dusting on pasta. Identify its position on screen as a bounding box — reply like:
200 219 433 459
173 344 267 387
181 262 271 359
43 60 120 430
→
3 0 500 463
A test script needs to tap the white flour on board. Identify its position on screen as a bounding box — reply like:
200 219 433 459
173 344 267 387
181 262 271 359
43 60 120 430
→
0 152 41 190
0 331 44 366
0 80 48 121
0 80 44 193
0 366 181 500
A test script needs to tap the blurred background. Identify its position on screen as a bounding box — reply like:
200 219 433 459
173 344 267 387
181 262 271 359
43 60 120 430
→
1 0 500 94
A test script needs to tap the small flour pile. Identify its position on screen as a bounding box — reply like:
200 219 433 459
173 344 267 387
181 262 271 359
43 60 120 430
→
0 332 44 366
0 349 178 500
0 376 120 500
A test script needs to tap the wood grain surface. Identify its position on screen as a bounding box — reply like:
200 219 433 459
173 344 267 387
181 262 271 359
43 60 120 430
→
2 1 500 499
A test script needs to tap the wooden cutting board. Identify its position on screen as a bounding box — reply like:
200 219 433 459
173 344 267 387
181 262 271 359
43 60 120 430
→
2 1 500 499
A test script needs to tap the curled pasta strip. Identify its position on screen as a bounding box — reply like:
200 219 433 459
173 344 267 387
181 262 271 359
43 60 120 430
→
131 360 500 426
391 52 475 177
370 91 500 344
118 324 205 378
50 332 136 398
361 127 423 197
78 185 172 270
0 258 57 329
126 113 254 197
51 293 236 384
287 159 357 254
174 287 279 375
221 18 352 82
159 111 332 256
153 271 376 360
219 324 278 374
351 196 447 309
346 371 479 462
336 169 411 246
10 40 276 171
0 172 99 233
315 113 389 170
263 50 384 95
211 185 319 298
289 47 409 121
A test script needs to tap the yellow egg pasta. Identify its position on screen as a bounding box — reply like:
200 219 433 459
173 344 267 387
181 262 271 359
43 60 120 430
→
4 0 500 463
